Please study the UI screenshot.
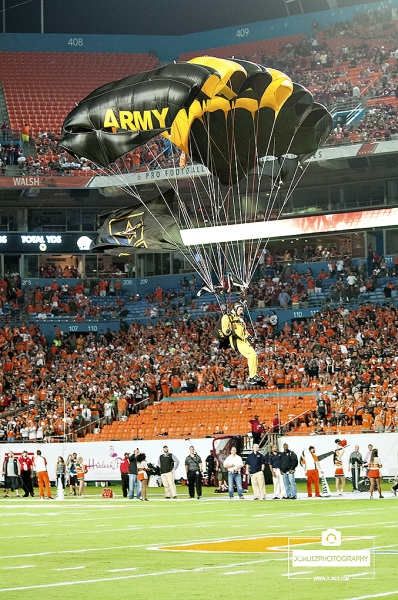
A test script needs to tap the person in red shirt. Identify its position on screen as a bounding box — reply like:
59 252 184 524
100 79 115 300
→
19 450 34 497
249 415 265 445
120 452 130 498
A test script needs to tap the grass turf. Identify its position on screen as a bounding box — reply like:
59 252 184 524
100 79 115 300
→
0 483 397 600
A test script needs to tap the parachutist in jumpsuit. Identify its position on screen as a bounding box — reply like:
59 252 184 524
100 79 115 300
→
221 302 263 385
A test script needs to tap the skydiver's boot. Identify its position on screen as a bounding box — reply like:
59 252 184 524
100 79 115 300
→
247 375 264 385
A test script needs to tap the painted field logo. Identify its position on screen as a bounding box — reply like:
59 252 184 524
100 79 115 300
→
153 536 321 553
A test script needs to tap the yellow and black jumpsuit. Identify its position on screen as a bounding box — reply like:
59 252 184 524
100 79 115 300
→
221 313 258 379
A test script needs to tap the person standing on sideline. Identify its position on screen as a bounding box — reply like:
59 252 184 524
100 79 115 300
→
249 415 265 445
76 457 87 498
128 449 141 500
364 443 377 491
334 445 346 496
136 452 149 501
56 457 66 489
19 449 34 497
303 446 323 498
349 445 363 492
33 450 53 499
224 446 244 500
368 449 383 499
2 451 21 498
205 450 216 487
280 443 298 499
268 444 286 499
185 446 202 499
67 453 77 496
120 452 130 498
245 444 266 500
158 445 179 499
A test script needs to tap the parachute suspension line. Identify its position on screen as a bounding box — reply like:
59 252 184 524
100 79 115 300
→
247 156 314 285
143 143 216 292
245 109 261 288
242 113 275 289
188 122 245 289
183 131 235 289
101 154 215 292
222 104 248 291
246 122 299 286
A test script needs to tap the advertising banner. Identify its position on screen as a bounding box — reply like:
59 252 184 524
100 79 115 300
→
0 437 214 482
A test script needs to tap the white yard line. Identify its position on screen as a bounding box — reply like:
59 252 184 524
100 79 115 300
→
3 565 35 569
0 557 286 592
106 568 138 573
281 571 312 576
220 570 253 575
54 567 85 571
340 592 398 600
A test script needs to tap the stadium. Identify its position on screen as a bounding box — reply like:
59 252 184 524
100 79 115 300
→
0 0 398 598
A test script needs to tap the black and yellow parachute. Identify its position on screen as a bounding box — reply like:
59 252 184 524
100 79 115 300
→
60 57 332 289
60 56 332 186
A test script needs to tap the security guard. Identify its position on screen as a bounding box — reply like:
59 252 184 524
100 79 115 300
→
221 301 262 385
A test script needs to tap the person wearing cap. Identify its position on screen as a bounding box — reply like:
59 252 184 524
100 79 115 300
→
158 445 179 499
19 450 34 497
221 301 262 385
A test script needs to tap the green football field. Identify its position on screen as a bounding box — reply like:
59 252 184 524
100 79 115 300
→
1 483 397 600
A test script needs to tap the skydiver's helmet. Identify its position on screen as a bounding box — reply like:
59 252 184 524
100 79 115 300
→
232 301 245 315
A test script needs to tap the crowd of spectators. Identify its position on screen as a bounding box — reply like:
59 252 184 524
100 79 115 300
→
17 131 183 178
7 8 398 177
2 291 398 442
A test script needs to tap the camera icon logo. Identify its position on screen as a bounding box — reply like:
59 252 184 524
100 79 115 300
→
321 528 342 546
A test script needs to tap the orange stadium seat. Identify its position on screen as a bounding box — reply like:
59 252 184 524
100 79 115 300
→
0 51 159 136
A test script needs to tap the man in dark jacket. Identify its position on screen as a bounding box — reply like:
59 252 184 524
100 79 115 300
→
2 451 21 498
280 442 298 499
205 450 216 487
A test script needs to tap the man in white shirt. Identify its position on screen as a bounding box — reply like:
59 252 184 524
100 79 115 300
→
347 274 357 286
33 450 53 499
82 406 92 434
224 447 244 499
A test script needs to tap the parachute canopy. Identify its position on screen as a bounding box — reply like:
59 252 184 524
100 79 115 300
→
60 57 332 294
60 57 332 186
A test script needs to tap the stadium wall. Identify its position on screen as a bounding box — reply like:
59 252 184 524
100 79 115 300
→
0 0 396 61
2 433 397 482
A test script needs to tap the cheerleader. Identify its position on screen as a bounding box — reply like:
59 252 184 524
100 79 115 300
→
76 457 87 498
334 446 345 495
368 449 383 499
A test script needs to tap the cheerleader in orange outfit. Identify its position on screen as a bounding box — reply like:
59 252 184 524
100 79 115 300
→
76 457 87 498
368 449 383 499
334 446 346 496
